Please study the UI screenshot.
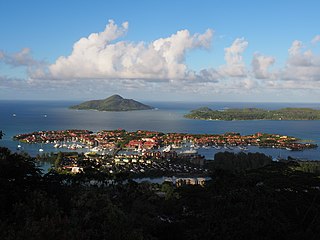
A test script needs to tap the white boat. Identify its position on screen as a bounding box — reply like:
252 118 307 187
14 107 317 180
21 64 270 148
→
162 145 172 152
12 113 16 117
171 144 182 149
91 147 100 152
39 148 44 152
17 144 21 148
238 146 248 151
181 149 198 154
54 143 60 148
286 147 292 151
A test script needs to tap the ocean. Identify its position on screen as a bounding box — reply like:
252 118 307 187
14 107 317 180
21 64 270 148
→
0 100 319 161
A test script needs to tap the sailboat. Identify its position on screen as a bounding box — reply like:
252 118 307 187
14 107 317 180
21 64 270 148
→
39 142 44 152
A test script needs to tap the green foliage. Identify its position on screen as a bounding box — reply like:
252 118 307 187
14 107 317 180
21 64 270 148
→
54 152 63 168
185 107 320 120
208 151 272 173
161 182 177 200
294 161 320 175
70 94 153 111
1 147 320 240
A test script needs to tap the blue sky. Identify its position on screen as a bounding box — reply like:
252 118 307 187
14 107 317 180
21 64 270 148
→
1 0 320 102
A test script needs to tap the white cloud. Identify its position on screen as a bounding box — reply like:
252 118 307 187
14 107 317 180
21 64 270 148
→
2 20 320 101
43 20 214 82
251 53 275 79
219 38 248 77
311 35 320 44
288 40 303 56
0 48 39 67
281 40 320 82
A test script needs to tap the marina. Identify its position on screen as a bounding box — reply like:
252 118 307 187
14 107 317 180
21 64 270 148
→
1 100 319 161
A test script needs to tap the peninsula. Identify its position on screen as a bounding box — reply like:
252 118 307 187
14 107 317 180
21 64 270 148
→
70 94 153 111
185 107 320 121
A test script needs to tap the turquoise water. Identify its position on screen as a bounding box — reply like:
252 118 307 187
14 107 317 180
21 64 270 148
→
0 100 319 160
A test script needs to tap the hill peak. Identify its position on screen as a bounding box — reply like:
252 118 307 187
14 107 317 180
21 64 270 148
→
107 94 124 100
70 95 153 111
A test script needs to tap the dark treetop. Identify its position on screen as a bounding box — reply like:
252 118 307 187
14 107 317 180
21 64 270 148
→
70 94 153 111
185 107 320 121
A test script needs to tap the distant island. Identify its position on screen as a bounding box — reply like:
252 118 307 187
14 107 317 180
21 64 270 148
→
185 107 320 121
70 94 153 111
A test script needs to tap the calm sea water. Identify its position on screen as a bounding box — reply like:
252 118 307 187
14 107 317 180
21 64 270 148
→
0 100 319 160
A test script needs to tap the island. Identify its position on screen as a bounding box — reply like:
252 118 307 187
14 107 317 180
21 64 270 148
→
12 129 317 181
70 94 153 111
14 129 317 152
185 107 320 121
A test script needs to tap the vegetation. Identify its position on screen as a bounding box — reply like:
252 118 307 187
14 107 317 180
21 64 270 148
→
1 147 320 239
292 160 320 175
70 94 153 111
185 107 320 120
208 151 273 173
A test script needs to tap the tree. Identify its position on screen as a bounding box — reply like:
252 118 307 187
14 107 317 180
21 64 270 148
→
55 151 63 168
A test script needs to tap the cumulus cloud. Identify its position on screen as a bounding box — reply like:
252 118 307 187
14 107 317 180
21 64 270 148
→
251 53 275 79
0 48 39 67
288 40 303 56
219 38 248 77
281 40 320 82
2 20 320 101
42 20 214 82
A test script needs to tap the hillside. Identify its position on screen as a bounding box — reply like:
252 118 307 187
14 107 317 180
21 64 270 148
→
70 95 153 111
185 107 320 120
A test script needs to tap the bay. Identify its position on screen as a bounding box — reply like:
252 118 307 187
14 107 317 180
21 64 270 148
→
0 100 319 160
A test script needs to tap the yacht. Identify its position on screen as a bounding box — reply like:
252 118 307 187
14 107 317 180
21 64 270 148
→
238 146 248 151
54 143 60 148
181 149 198 154
162 145 172 152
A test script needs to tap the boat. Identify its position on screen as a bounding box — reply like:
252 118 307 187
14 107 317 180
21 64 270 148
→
224 144 233 150
12 113 16 117
238 146 248 151
171 144 182 149
162 145 172 152
39 142 44 152
286 147 293 151
273 156 284 162
91 147 101 152
213 145 221 150
190 144 200 149
180 149 198 154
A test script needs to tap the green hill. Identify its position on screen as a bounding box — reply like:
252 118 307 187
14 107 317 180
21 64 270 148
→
185 107 320 120
70 95 153 111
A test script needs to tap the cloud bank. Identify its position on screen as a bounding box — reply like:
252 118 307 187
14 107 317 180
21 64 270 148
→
1 20 320 100
42 20 214 82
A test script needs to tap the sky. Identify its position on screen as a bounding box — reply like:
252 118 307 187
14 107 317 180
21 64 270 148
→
1 0 320 102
